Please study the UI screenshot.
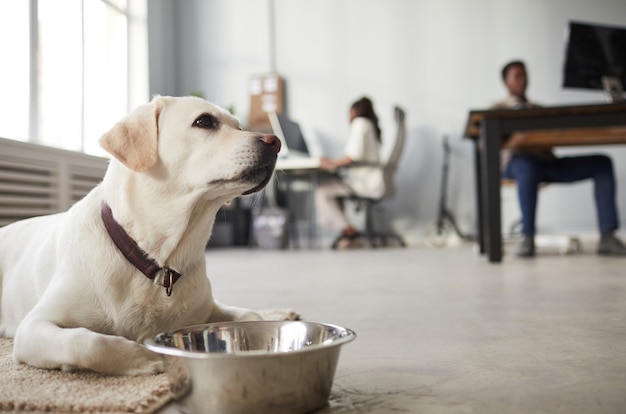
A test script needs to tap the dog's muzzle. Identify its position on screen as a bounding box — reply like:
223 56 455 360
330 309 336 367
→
241 162 276 195
241 134 280 195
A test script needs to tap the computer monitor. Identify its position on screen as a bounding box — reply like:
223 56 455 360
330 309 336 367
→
562 21 626 101
267 112 310 157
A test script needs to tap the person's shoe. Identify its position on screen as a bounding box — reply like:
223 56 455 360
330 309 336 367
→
341 226 359 240
335 236 364 249
516 235 535 258
597 234 626 256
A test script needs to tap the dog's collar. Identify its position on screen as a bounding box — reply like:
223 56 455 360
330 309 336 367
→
100 202 182 296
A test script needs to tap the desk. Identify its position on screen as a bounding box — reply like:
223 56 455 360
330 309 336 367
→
464 102 626 263
275 158 324 248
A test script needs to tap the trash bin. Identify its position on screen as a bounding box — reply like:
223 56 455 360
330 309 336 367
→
253 207 288 249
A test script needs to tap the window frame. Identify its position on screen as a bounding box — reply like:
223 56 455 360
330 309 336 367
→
22 0 147 154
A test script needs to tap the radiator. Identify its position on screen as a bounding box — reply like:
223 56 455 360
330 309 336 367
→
0 137 108 227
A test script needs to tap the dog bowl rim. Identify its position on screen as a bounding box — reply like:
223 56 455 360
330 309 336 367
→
144 320 356 359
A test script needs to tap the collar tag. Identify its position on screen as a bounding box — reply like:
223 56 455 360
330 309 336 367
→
162 268 181 296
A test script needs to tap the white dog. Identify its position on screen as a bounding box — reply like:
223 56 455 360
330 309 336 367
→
0 96 297 376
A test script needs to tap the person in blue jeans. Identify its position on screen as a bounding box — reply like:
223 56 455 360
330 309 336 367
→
492 60 626 257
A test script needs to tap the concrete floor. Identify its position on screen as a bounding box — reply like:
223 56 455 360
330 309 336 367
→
167 243 626 413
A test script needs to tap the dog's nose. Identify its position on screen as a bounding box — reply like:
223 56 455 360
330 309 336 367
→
258 134 281 154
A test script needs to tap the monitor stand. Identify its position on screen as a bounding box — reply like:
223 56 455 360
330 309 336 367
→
601 76 625 103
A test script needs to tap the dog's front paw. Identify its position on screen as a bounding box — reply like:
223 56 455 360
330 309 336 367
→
257 308 301 321
88 335 165 376
123 352 165 376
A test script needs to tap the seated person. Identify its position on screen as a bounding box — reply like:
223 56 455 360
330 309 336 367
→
493 60 626 257
315 96 384 244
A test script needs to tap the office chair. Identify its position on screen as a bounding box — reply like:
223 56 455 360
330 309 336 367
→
331 106 407 249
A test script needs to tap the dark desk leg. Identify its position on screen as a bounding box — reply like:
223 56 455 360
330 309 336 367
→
473 140 485 254
480 119 503 263
284 174 300 249
231 198 246 246
308 171 319 248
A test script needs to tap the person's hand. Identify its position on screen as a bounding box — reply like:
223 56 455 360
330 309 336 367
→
319 156 336 172
319 155 353 171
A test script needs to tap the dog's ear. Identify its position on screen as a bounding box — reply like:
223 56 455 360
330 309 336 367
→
99 97 164 172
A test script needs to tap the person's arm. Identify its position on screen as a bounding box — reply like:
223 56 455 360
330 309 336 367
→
319 155 353 171
319 118 369 171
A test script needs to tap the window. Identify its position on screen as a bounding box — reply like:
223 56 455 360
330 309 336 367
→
0 0 147 156
0 2 30 143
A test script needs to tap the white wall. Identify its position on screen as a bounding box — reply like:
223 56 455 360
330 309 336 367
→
148 0 626 244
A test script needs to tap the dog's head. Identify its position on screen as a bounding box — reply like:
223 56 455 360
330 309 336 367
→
99 96 280 198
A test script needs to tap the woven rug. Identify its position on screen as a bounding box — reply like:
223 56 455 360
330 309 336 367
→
0 337 188 413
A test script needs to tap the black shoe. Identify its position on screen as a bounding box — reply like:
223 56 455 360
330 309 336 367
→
597 234 626 256
331 230 361 249
516 236 535 258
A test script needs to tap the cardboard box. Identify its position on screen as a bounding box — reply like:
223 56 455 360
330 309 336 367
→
248 73 284 130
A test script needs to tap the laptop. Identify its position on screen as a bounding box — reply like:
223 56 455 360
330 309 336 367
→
268 112 321 170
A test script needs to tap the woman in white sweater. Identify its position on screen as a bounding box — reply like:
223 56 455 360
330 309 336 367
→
315 97 384 244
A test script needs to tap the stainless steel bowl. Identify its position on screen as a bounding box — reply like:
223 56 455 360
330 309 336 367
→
145 321 356 414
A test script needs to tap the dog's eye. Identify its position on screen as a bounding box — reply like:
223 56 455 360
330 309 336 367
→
193 114 219 129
